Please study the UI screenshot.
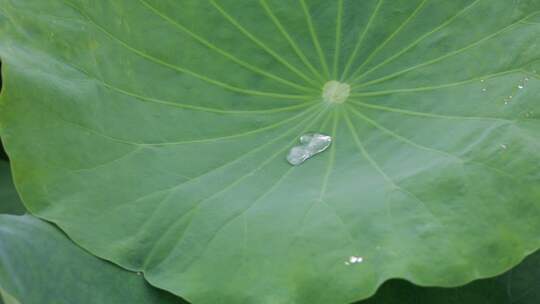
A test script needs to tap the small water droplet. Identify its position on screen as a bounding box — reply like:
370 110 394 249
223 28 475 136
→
518 85 524 89
287 133 332 166
299 133 317 145
500 144 508 150
286 147 311 166
136 272 142 276
480 79 485 83
346 256 364 265
481 88 487 92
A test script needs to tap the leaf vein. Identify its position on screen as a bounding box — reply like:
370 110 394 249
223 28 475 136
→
210 0 319 87
138 0 315 93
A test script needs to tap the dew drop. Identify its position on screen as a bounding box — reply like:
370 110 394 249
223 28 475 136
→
299 133 332 154
345 256 364 266
286 133 332 166
500 144 508 150
518 85 524 89
481 88 487 92
286 146 311 166
299 134 316 145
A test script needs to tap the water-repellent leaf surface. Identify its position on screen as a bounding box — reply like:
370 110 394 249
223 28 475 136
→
1 0 540 303
0 215 186 304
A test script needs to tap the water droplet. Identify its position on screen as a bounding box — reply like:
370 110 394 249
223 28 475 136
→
299 134 316 145
136 272 142 276
286 146 311 166
345 256 364 266
299 133 332 153
500 144 508 150
481 88 487 92
480 79 485 83
518 85 524 89
287 133 332 166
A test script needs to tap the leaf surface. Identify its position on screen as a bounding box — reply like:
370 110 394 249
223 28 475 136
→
1 0 540 303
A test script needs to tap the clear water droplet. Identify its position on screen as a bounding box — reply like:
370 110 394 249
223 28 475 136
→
299 134 316 145
481 88 487 92
500 144 508 150
518 85 524 89
346 256 364 266
286 146 311 166
300 133 332 154
287 133 332 166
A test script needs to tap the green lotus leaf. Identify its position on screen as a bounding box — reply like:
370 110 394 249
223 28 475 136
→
0 160 24 215
1 0 539 303
0 214 186 304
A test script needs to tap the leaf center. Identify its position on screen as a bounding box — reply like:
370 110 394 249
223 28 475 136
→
322 81 350 104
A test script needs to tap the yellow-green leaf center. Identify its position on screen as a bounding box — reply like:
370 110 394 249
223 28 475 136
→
322 80 351 104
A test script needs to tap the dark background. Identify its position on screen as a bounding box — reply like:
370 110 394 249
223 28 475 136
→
0 61 7 161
